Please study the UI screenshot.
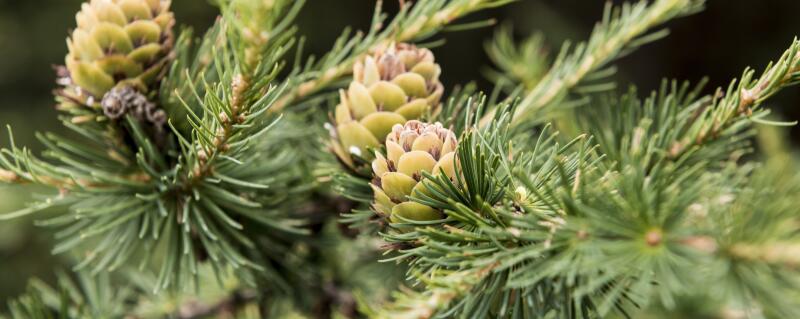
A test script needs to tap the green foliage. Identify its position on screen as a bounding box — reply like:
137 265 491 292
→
483 0 705 128
484 25 550 90
4 271 136 319
3 0 800 318
364 1 800 317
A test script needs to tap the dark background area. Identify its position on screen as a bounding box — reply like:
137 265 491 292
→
1 0 799 303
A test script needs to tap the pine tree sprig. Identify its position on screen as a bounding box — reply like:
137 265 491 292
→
371 118 599 318
727 242 800 268
667 37 800 159
3 0 800 317
371 38 800 318
369 265 497 319
224 0 306 72
700 160 800 318
0 6 310 291
4 271 137 319
480 0 705 127
580 38 800 173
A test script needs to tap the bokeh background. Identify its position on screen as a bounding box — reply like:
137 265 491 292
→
2 0 799 304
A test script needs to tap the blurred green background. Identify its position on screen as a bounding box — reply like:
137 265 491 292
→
2 0 799 304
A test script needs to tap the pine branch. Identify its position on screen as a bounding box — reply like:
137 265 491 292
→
728 242 800 268
177 0 303 186
369 111 593 318
5 0 800 317
176 289 259 319
679 165 800 318
181 73 254 186
0 0 311 292
371 38 800 317
4 270 137 319
160 23 224 132
667 37 800 158
226 0 305 72
0 126 150 193
580 38 800 173
480 0 704 127
370 265 497 319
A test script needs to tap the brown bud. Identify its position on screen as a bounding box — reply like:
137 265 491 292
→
193 164 202 177
0 169 18 182
197 150 208 162
645 229 663 247
219 112 230 124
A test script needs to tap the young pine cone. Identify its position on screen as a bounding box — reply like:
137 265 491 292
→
62 0 174 99
370 121 457 225
330 43 444 173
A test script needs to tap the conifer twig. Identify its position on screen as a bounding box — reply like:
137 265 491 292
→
480 0 703 127
187 74 249 185
669 38 800 158
729 243 800 268
176 289 258 319
375 264 498 319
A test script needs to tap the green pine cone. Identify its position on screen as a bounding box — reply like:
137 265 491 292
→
65 0 175 98
330 43 444 172
371 121 458 226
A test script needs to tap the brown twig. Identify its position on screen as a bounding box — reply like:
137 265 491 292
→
729 242 800 269
187 74 250 187
681 235 800 268
176 289 259 319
